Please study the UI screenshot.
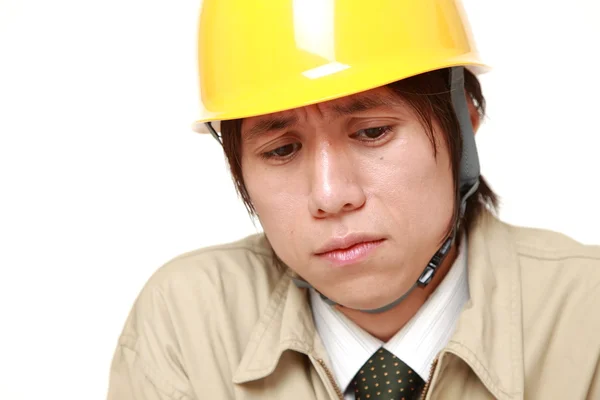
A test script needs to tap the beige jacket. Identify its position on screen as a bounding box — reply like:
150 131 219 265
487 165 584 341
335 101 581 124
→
107 213 600 399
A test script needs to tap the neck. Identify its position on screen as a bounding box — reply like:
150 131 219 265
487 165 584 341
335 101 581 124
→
335 242 459 342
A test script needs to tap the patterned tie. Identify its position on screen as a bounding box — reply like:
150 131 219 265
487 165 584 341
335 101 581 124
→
351 348 425 400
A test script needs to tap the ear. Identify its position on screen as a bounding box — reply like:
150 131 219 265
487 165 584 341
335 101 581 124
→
465 91 481 135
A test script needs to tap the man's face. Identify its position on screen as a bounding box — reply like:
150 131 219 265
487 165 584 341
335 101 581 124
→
241 87 455 310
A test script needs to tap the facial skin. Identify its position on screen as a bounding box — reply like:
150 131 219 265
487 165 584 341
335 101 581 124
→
241 86 479 340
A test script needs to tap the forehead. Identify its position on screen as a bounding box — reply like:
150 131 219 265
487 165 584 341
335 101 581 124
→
242 87 405 140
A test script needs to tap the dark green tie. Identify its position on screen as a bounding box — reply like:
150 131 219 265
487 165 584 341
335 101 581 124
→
351 348 425 400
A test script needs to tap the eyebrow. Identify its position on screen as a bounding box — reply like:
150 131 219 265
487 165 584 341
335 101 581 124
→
243 93 403 142
244 115 299 142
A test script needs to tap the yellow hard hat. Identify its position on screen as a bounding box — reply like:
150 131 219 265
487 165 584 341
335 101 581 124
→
193 0 489 133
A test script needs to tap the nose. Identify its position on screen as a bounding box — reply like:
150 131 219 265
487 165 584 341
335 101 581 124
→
308 143 366 218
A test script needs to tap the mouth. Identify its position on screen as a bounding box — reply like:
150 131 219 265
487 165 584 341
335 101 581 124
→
315 235 386 267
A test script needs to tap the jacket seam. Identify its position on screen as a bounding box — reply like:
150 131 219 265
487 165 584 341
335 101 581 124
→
118 338 194 400
510 255 523 399
514 238 600 260
516 247 600 261
169 242 273 264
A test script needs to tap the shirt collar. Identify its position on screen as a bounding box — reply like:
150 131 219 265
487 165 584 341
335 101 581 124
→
310 235 469 393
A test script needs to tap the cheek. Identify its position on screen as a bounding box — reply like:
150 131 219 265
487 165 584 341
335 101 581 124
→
374 132 455 235
243 163 308 262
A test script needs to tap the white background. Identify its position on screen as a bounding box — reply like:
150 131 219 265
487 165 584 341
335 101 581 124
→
0 0 599 398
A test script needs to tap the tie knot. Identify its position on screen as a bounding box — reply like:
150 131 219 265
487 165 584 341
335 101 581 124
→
351 348 425 400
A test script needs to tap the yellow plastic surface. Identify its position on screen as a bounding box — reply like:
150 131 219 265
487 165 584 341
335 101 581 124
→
195 0 489 128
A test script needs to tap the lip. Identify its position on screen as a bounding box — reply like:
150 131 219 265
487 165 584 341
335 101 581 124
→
315 234 385 267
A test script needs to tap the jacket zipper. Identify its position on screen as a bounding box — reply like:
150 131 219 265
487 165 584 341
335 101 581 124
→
316 358 344 400
420 356 439 400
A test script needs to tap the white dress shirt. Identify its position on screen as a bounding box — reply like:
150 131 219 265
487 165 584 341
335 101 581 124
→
310 237 469 399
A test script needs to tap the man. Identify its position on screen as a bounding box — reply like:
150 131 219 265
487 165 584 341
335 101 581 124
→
107 1 600 399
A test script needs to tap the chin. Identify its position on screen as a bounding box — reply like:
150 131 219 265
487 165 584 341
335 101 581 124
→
336 276 418 309
330 290 397 312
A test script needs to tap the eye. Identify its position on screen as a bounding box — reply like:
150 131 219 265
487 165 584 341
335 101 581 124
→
260 143 302 160
353 126 393 141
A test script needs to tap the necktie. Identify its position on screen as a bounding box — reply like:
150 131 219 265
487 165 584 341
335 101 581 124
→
351 348 425 400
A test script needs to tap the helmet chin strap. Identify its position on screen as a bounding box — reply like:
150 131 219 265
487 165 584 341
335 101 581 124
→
291 66 481 314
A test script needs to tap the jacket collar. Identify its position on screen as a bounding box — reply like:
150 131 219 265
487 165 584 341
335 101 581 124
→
440 212 524 399
233 213 525 400
232 268 323 384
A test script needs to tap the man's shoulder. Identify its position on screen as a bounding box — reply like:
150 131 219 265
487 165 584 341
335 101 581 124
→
505 221 600 265
475 213 600 288
112 235 287 396
493 219 600 383
146 233 281 290
491 217 600 295
118 233 285 348
127 232 284 330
